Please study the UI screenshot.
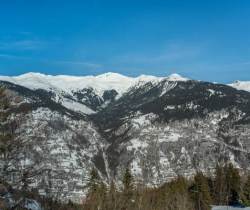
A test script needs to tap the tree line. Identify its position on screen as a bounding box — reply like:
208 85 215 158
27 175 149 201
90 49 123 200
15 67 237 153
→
38 164 250 210
75 164 248 210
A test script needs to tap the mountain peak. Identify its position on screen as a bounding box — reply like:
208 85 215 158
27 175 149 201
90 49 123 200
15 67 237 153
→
166 73 189 81
95 72 131 80
18 72 47 78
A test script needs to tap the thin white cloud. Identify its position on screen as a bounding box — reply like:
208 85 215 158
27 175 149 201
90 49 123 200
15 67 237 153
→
0 53 101 69
0 53 29 59
0 39 47 50
112 42 201 65
53 60 102 68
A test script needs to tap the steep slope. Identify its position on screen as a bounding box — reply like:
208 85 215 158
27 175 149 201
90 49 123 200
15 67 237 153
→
92 79 250 184
0 81 109 202
0 72 167 114
1 72 250 201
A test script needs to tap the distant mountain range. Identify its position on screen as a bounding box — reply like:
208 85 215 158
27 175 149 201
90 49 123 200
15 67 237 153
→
1 72 250 202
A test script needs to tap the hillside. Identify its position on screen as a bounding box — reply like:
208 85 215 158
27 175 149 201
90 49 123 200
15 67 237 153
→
1 72 250 201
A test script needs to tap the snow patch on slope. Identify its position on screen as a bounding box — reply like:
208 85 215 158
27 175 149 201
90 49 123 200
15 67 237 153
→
61 99 96 114
212 206 250 210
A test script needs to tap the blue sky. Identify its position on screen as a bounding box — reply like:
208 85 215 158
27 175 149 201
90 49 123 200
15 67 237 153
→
0 0 250 83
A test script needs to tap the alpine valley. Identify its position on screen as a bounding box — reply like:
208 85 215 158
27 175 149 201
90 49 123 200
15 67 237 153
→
1 72 250 202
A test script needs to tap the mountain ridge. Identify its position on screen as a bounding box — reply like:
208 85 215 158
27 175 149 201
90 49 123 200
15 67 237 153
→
0 72 188 95
1 72 250 202
1 72 250 94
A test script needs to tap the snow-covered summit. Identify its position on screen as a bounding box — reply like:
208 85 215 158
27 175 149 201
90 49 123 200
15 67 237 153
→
0 72 189 96
229 80 250 92
166 73 189 81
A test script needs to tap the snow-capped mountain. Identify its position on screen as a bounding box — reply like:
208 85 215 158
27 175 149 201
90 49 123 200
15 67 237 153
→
1 72 250 202
0 72 162 96
0 72 188 114
0 72 188 94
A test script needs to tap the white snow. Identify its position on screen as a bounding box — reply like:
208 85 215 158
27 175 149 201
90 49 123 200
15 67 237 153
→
229 80 250 92
127 138 148 151
24 199 42 210
0 72 189 97
0 72 190 115
166 73 189 81
131 112 158 128
61 99 96 114
212 206 250 210
158 132 181 142
208 89 216 96
164 105 175 110
131 159 142 176
160 81 177 96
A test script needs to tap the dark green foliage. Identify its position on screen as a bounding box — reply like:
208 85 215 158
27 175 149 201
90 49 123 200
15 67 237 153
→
121 167 135 209
213 163 241 206
122 167 134 196
213 164 227 204
87 168 101 195
84 168 108 210
191 172 212 210
223 163 241 205
242 175 250 206
157 176 194 210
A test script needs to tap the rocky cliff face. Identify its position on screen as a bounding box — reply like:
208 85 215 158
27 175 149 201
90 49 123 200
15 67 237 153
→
1 73 250 202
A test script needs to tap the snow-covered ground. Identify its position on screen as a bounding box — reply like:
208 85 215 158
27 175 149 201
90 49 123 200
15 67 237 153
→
212 206 250 210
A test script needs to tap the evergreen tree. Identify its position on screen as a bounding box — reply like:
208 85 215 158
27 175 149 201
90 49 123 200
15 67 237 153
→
122 167 135 209
214 164 227 205
242 174 250 206
122 167 134 197
166 176 194 210
225 163 241 205
191 172 212 210
85 168 107 210
87 167 101 195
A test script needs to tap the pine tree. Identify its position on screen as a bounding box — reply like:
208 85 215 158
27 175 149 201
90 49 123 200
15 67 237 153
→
166 176 194 210
85 168 107 210
225 163 241 205
87 168 101 195
242 174 250 206
214 164 227 205
191 172 212 210
122 167 134 209
122 167 134 197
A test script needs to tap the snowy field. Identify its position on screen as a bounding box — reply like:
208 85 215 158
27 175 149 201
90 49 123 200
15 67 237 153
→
212 206 250 210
